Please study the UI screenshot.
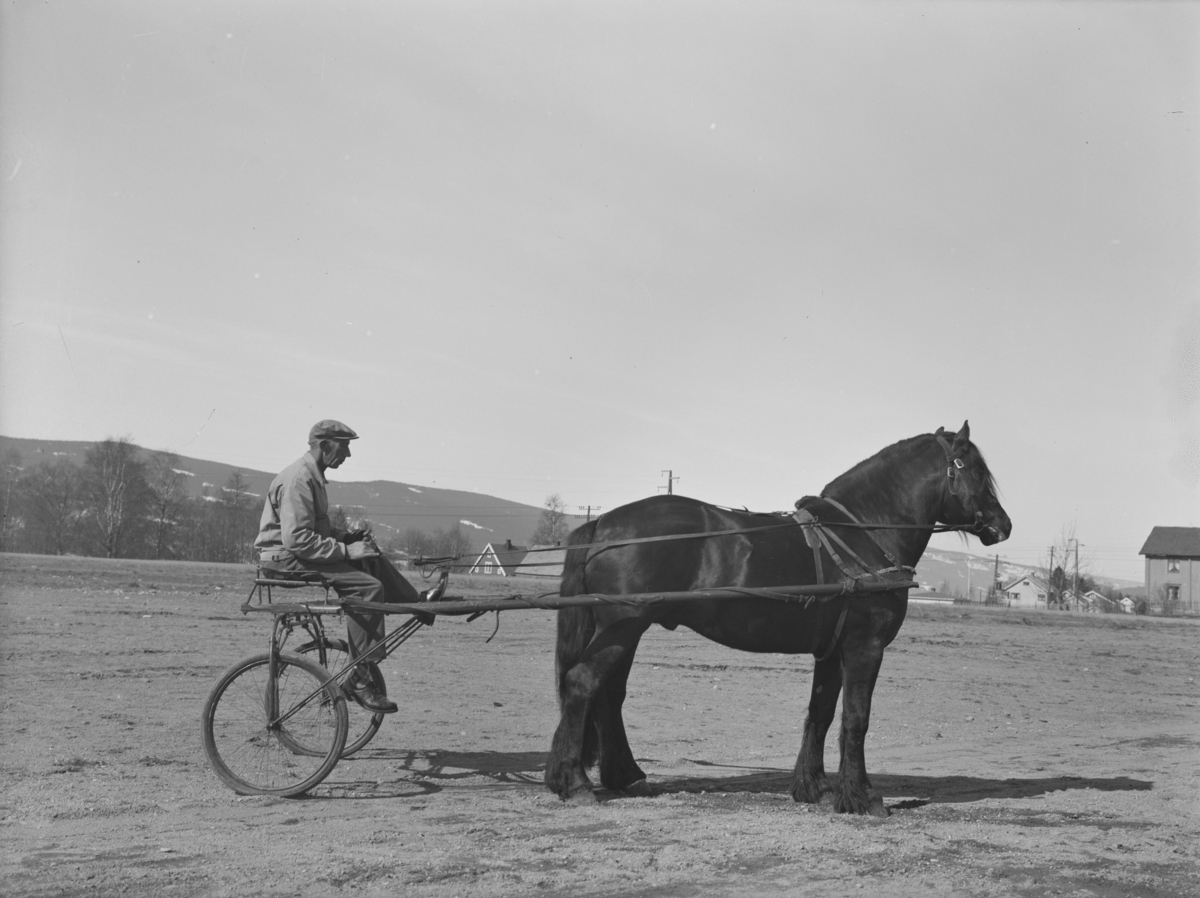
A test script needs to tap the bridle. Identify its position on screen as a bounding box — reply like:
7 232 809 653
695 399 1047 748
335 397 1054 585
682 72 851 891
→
934 429 985 534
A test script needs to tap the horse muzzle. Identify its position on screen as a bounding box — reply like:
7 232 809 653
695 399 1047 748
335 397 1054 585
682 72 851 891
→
977 510 1012 546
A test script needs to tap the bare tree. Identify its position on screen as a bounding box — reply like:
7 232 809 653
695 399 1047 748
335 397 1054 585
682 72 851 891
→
80 438 152 558
0 448 23 552
219 471 259 563
1039 525 1092 609
430 524 473 559
393 527 432 559
20 458 83 555
146 451 189 559
530 493 569 546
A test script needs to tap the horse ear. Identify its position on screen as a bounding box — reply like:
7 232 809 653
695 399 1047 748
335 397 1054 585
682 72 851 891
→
935 426 945 437
954 420 971 446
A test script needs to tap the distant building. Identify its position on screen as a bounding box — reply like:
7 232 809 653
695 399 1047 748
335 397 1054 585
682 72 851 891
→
467 540 529 576
513 545 568 579
1138 527 1200 614
1001 573 1049 609
1079 589 1117 613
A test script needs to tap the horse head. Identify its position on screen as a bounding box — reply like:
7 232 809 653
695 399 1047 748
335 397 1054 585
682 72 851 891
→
933 421 1011 546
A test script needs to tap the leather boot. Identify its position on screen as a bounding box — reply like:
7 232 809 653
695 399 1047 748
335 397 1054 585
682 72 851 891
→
419 572 449 603
347 671 398 714
414 571 448 626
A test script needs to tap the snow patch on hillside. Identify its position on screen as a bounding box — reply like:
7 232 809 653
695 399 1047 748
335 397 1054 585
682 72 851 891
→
460 520 493 532
408 487 422 493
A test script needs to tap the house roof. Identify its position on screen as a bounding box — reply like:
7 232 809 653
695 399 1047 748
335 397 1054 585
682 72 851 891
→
1139 527 1200 558
471 541 529 572
1001 573 1048 592
514 546 567 579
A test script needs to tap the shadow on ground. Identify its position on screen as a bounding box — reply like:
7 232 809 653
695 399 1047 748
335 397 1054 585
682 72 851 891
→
651 764 1153 805
310 749 1152 807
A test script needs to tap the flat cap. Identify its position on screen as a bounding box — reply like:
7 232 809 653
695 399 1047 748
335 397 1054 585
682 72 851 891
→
308 419 359 442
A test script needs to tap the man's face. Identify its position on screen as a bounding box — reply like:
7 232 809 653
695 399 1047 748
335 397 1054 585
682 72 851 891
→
323 439 352 469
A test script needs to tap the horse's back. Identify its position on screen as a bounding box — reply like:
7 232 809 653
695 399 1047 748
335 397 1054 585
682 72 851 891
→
581 495 803 595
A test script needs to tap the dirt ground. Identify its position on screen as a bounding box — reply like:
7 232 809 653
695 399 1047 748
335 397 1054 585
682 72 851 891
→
1 552 1198 898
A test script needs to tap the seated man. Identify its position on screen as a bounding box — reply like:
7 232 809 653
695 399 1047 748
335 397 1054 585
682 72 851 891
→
254 419 442 714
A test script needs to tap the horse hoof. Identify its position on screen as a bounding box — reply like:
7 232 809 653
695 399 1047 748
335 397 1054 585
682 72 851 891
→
868 798 889 818
566 786 598 806
622 779 653 797
817 792 838 808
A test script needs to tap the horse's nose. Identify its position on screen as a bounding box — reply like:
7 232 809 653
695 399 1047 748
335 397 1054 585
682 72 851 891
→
990 509 1012 542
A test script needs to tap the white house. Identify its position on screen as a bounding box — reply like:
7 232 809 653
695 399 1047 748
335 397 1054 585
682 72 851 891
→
1002 573 1048 609
467 540 529 576
1080 589 1118 613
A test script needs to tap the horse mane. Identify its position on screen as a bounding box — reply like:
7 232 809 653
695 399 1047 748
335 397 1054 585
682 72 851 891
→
821 432 1000 519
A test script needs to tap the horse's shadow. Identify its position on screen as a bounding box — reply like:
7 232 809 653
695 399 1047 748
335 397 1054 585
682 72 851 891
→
646 762 1151 808
319 749 1152 807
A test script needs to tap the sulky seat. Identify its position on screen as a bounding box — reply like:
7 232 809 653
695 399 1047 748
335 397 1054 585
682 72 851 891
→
247 568 335 605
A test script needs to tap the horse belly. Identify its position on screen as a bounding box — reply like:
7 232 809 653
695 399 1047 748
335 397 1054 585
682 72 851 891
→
669 598 825 655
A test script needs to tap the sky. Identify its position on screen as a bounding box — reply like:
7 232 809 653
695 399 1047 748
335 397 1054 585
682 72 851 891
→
1 1 1196 582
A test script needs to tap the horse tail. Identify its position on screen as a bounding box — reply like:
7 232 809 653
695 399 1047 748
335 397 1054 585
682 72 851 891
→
556 520 600 768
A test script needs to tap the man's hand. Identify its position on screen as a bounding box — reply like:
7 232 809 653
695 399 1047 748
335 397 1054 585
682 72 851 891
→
346 539 380 561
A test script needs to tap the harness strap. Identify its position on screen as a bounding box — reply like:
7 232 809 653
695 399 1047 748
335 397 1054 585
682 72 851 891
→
793 506 826 585
793 497 917 590
814 604 849 663
818 496 914 574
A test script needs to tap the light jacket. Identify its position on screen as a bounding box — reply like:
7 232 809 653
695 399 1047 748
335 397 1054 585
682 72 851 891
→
254 451 349 564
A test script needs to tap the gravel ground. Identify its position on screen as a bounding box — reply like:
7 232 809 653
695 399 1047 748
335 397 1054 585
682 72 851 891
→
1 552 1198 897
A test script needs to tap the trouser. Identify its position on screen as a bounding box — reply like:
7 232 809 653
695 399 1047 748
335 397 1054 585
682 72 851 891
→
260 554 422 664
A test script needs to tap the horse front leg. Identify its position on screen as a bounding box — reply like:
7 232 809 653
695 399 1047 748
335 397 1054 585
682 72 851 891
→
791 652 842 805
833 638 887 816
545 617 647 804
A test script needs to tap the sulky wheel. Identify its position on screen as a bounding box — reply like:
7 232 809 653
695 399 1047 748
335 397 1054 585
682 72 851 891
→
295 638 387 757
201 652 348 797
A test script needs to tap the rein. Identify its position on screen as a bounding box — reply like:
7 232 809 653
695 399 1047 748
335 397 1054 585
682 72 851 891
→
415 434 986 571
413 513 983 571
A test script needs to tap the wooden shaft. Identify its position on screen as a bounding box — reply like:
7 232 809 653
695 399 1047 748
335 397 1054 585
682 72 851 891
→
334 579 916 617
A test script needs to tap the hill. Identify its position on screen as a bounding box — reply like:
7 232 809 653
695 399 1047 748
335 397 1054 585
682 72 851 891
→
912 546 1140 600
0 435 1144 591
0 436 585 553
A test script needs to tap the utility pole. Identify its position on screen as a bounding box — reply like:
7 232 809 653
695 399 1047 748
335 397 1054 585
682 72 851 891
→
1048 545 1056 609
577 505 601 522
966 558 972 603
659 470 680 496
1071 538 1080 612
992 554 1001 604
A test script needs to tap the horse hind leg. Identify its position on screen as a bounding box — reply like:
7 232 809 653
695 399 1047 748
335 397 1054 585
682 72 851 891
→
594 633 649 795
791 653 842 805
545 616 648 803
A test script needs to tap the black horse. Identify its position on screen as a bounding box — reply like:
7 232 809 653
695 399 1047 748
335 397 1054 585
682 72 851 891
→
544 422 1010 815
